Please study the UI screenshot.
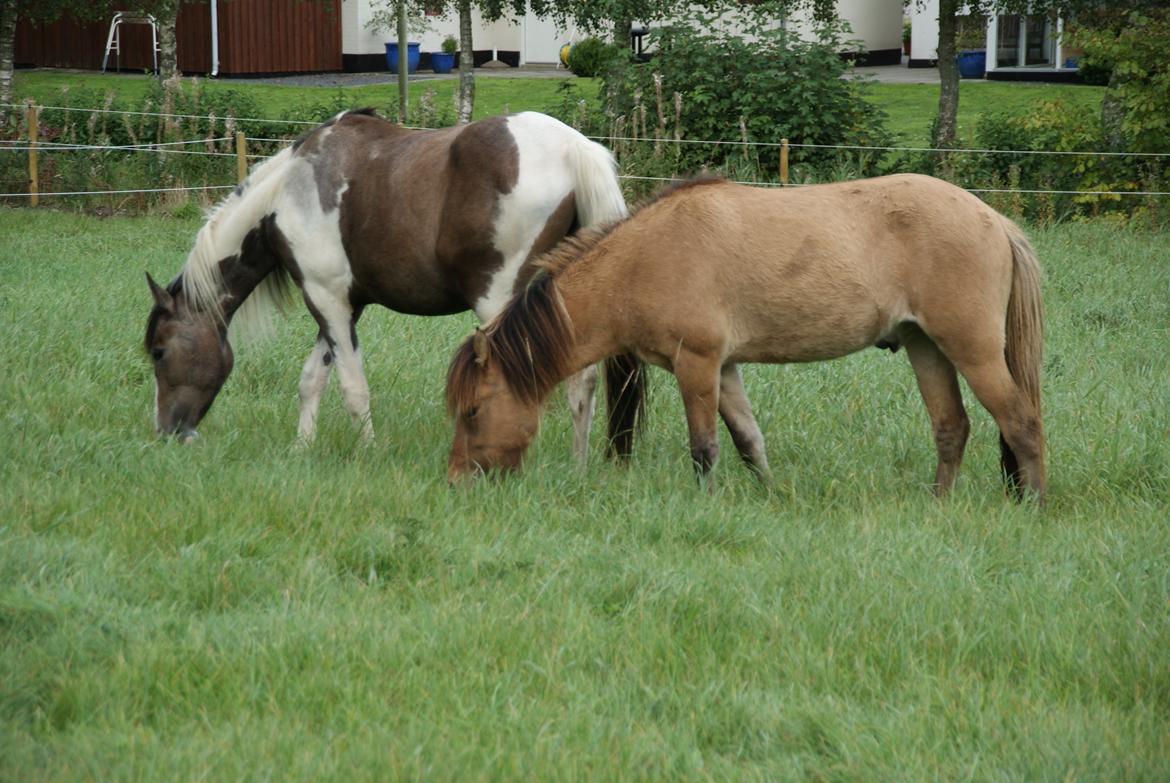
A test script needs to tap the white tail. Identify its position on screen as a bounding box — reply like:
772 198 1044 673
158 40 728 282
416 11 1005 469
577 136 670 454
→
565 134 628 229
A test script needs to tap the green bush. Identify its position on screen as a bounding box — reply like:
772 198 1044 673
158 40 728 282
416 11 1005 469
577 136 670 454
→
598 14 890 177
928 99 1168 224
568 37 623 79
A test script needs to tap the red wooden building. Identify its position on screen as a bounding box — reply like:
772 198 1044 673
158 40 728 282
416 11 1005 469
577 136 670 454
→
15 1 341 75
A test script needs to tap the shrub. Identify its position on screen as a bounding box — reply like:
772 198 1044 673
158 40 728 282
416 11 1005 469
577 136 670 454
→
568 37 623 79
598 13 890 177
930 100 1167 224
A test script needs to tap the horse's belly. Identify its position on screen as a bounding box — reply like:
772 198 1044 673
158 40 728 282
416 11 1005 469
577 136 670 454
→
346 248 469 315
730 308 894 365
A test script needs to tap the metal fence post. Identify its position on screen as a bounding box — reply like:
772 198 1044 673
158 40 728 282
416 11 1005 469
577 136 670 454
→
780 138 788 187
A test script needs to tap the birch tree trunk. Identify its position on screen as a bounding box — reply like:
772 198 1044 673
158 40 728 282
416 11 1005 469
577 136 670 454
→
934 0 959 149
457 0 474 124
156 0 179 81
0 0 18 120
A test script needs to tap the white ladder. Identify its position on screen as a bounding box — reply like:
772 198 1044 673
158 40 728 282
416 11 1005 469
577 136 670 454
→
102 12 160 74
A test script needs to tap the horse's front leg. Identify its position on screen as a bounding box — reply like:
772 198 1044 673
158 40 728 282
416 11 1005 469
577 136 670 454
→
565 363 598 467
674 350 722 486
718 364 772 484
305 287 374 444
296 335 334 446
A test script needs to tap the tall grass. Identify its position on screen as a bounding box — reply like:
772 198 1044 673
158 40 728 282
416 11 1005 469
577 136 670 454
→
1 208 1168 780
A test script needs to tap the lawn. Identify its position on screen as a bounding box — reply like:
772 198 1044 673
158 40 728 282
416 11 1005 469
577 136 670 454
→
10 68 1105 148
1 202 1167 780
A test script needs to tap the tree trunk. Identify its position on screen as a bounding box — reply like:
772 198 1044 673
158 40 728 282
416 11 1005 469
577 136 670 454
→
457 0 474 124
0 0 18 121
613 15 631 47
156 0 179 82
934 0 959 150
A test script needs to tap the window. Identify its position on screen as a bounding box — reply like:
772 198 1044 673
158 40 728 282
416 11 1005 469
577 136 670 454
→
996 13 1055 68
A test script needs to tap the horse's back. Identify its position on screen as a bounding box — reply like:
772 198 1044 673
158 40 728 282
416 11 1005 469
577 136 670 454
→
271 113 518 314
606 174 1017 363
271 110 619 318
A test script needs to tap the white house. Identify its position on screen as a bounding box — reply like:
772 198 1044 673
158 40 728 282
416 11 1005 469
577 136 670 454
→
908 0 1080 81
341 0 905 71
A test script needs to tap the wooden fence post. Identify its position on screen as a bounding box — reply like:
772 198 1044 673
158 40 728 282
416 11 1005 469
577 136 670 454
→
779 138 788 187
26 101 38 206
235 131 247 184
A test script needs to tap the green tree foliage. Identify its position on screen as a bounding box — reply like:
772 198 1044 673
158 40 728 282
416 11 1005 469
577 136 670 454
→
1072 7 1170 154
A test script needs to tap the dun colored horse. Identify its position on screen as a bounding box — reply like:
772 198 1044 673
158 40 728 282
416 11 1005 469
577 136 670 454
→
144 109 629 460
446 174 1046 501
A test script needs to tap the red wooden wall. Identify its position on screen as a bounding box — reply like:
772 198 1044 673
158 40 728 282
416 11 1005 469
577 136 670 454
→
14 1 341 75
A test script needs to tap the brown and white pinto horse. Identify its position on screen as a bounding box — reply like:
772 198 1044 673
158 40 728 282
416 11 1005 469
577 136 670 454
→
446 174 1047 501
144 109 629 460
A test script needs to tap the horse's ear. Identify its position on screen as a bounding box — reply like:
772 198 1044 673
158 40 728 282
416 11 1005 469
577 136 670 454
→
472 328 491 367
146 273 174 312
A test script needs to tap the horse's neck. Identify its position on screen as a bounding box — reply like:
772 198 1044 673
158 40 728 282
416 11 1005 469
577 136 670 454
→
190 214 281 322
557 266 623 374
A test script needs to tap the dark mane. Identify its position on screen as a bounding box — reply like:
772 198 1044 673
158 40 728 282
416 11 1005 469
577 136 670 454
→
445 176 724 417
446 272 576 416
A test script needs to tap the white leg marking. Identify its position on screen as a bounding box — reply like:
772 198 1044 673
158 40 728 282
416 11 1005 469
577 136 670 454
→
566 364 598 467
274 163 370 443
296 337 334 445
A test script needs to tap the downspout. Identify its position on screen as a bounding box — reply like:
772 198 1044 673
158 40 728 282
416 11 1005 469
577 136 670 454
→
210 0 220 76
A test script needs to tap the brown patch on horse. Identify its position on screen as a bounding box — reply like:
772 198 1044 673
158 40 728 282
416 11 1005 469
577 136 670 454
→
511 193 578 292
326 114 520 313
446 272 576 416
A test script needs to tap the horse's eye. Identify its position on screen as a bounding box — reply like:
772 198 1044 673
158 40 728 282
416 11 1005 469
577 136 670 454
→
465 406 479 420
151 347 164 362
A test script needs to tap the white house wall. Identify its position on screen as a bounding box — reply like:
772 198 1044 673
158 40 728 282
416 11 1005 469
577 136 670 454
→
909 0 940 63
344 0 902 66
786 0 902 55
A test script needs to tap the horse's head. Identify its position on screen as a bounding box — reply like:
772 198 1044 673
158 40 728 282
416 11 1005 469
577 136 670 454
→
144 273 233 441
446 329 543 484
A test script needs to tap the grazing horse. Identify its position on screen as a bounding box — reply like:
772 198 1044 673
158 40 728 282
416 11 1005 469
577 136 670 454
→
446 174 1047 501
144 109 629 460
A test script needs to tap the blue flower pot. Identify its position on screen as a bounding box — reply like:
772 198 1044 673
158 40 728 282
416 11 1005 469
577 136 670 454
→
956 49 986 79
431 52 455 74
385 42 420 74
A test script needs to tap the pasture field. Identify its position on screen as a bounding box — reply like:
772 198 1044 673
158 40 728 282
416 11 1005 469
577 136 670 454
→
1 206 1168 781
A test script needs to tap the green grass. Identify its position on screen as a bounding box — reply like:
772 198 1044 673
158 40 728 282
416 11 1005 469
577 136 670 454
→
1 207 1168 780
10 69 598 125
863 80 1104 147
11 69 1105 148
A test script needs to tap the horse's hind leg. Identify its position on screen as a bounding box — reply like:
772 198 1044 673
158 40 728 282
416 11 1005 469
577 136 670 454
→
904 331 970 495
566 364 598 468
949 351 1045 502
717 364 772 484
296 334 334 445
